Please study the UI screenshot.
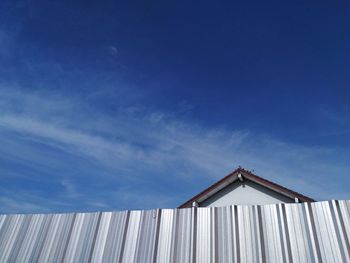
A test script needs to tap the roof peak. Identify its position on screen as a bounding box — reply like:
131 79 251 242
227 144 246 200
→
178 167 315 208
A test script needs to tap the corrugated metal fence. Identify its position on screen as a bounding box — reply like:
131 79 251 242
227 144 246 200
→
0 200 350 262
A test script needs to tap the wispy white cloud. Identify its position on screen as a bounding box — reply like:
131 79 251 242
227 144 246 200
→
0 87 349 213
107 45 118 57
0 187 68 214
0 196 47 214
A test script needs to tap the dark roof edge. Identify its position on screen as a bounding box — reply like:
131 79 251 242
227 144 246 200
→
178 167 315 208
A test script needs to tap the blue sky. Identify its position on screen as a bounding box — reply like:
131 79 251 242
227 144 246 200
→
0 0 349 213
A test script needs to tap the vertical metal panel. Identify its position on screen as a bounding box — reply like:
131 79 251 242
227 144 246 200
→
38 213 75 262
122 210 142 263
286 204 300 261
100 210 129 262
262 204 282 263
337 200 350 261
238 205 249 262
90 212 112 262
216 206 234 263
156 209 174 263
171 208 192 263
134 210 158 263
28 214 54 262
0 214 26 262
312 201 343 262
196 207 213 263
15 214 45 262
1 201 350 262
64 212 101 262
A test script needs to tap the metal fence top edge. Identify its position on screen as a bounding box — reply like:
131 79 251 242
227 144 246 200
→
0 199 348 217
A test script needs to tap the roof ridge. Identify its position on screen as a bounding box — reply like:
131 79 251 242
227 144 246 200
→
178 167 314 208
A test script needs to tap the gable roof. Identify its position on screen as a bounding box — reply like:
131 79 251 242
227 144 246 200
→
178 167 315 208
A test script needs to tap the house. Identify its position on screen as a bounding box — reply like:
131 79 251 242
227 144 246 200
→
179 167 314 208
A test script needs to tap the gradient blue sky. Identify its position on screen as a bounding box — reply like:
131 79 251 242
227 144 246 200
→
0 0 349 213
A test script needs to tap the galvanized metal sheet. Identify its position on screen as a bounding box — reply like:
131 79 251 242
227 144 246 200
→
0 201 349 262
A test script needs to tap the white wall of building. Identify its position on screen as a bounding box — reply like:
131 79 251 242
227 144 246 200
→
200 180 294 207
